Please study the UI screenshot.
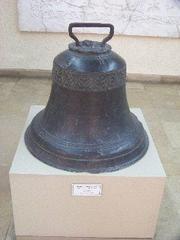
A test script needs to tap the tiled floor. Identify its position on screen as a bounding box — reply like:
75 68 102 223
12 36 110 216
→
0 77 180 240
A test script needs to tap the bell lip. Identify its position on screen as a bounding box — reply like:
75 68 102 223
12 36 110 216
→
24 124 149 174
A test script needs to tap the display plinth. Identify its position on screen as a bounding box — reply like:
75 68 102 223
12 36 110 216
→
9 106 166 239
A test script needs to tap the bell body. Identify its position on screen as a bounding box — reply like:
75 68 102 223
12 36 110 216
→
25 23 148 173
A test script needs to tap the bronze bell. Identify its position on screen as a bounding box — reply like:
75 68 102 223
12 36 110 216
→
25 23 149 173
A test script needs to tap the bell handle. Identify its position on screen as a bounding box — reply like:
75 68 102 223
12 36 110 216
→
68 22 114 46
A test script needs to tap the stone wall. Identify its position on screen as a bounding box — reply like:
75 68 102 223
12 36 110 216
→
18 0 180 38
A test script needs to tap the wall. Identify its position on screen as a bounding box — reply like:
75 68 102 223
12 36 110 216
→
0 1 180 78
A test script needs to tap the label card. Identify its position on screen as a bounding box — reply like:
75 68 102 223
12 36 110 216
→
72 184 102 197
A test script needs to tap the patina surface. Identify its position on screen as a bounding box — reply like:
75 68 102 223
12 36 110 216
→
25 23 149 173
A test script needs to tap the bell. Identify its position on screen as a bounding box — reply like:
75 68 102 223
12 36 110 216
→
25 23 149 173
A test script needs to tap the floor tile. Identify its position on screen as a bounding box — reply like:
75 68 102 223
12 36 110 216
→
0 78 19 103
157 108 180 122
162 122 180 148
144 83 179 96
0 166 12 240
0 115 26 166
150 93 180 109
154 177 180 240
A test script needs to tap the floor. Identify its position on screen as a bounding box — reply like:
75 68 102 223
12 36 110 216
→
0 77 180 240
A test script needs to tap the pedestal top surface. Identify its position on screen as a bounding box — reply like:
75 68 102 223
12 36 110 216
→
10 105 166 177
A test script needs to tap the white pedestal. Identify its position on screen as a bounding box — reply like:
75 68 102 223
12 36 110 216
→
9 106 166 239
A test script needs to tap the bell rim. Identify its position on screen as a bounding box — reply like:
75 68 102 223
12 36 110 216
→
24 125 149 174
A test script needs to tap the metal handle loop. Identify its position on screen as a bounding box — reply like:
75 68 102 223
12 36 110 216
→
68 22 114 46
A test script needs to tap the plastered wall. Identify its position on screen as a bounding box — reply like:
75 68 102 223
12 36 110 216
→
0 1 180 77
